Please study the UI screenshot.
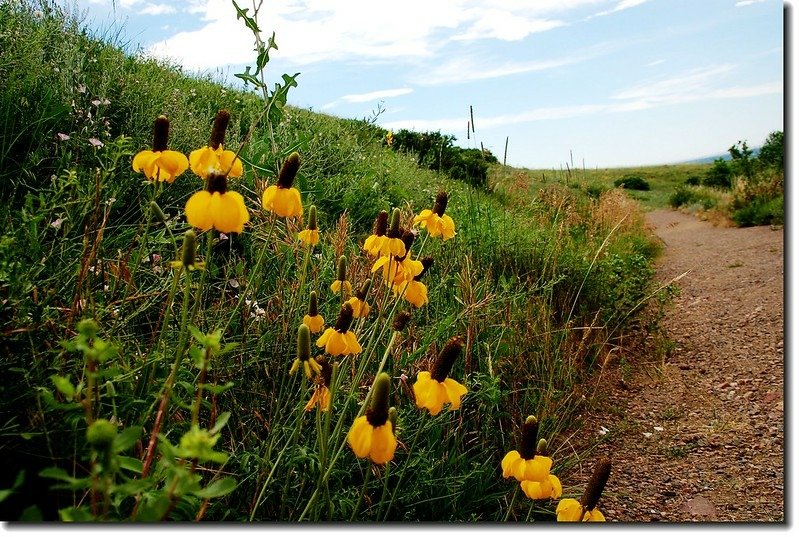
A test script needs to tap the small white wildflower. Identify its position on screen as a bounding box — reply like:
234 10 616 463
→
88 138 104 148
57 132 70 141
50 218 64 230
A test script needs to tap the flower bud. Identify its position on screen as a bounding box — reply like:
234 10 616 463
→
387 208 401 239
308 205 317 231
297 324 311 361
336 255 347 282
334 303 355 333
86 418 117 450
209 109 230 149
150 200 167 223
581 458 612 511
392 311 411 332
431 336 463 382
433 191 449 217
372 210 388 237
366 373 391 427
536 438 548 457
520 415 539 460
388 406 398 435
308 291 319 317
152 115 170 152
356 279 372 301
277 152 301 188
181 230 197 269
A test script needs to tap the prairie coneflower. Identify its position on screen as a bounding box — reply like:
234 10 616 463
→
132 115 189 183
170 230 205 271
556 458 611 522
347 373 397 464
372 230 422 287
520 439 562 500
262 152 303 218
414 191 456 240
188 110 243 179
298 205 320 247
304 356 334 412
330 256 353 296
412 337 468 416
395 256 432 307
184 173 250 233
346 279 372 318
303 291 325 334
290 324 322 380
363 210 389 257
316 303 362 356
501 416 553 483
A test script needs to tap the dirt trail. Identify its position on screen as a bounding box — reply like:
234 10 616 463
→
569 209 784 522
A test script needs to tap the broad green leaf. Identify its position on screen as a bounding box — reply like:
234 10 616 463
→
208 411 231 435
50 375 75 399
59 506 93 522
113 426 142 454
117 455 143 474
195 477 237 499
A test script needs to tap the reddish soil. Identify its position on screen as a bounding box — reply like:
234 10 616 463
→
565 209 784 522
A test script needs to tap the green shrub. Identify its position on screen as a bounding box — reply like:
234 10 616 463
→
684 175 701 186
703 158 732 188
613 175 650 191
669 185 696 207
732 195 784 227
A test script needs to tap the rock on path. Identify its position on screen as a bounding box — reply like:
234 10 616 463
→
564 209 784 522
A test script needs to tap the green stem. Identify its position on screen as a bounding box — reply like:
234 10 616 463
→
503 486 519 522
350 462 372 521
382 412 428 521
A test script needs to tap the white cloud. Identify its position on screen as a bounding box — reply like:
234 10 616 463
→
412 55 582 86
646 59 665 67
146 1 621 71
611 64 736 104
322 88 414 110
139 3 176 16
589 0 649 18
381 75 782 133
735 0 768 6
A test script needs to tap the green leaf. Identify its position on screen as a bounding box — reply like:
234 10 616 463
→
208 411 231 435
200 381 235 396
112 478 152 496
195 477 237 499
0 470 24 503
50 375 75 400
59 506 93 522
19 505 42 521
113 426 142 454
117 456 143 474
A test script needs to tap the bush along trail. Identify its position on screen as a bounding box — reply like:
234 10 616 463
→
568 209 784 522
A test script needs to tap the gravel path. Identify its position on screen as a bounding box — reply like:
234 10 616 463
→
566 209 784 522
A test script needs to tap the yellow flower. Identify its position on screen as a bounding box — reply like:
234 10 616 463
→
412 337 467 416
521 474 563 501
414 191 456 240
262 152 303 218
555 498 605 522
346 297 370 318
363 211 389 257
303 313 325 333
316 303 362 356
501 416 553 483
330 279 352 295
385 130 394 146
346 279 372 318
304 385 331 412
304 356 334 412
501 450 552 482
394 256 432 307
189 145 243 179
298 228 320 246
556 458 611 522
132 115 188 182
184 175 249 234
188 110 243 179
290 324 322 380
347 373 396 464
133 150 188 182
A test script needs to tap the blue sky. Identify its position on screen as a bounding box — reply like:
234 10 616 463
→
66 0 783 168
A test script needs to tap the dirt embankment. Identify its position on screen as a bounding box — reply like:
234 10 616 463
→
567 209 784 522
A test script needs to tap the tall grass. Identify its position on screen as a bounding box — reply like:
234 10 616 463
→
0 1 663 521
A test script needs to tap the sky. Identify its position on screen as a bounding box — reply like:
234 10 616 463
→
62 0 784 169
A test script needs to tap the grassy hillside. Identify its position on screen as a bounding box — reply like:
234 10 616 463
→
0 1 668 522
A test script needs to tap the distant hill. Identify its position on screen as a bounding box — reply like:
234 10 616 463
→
680 146 761 164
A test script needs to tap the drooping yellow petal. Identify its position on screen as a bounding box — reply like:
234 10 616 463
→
325 331 348 356
185 191 214 231
189 146 221 178
347 416 373 458
227 190 250 230
210 192 243 234
262 185 278 211
501 451 522 479
441 377 468 409
157 150 190 182
440 214 456 240
343 331 362 354
218 150 243 177
303 314 325 333
132 150 158 175
556 498 583 521
369 424 396 464
298 229 320 246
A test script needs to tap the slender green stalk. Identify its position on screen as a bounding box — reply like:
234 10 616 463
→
350 462 372 521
